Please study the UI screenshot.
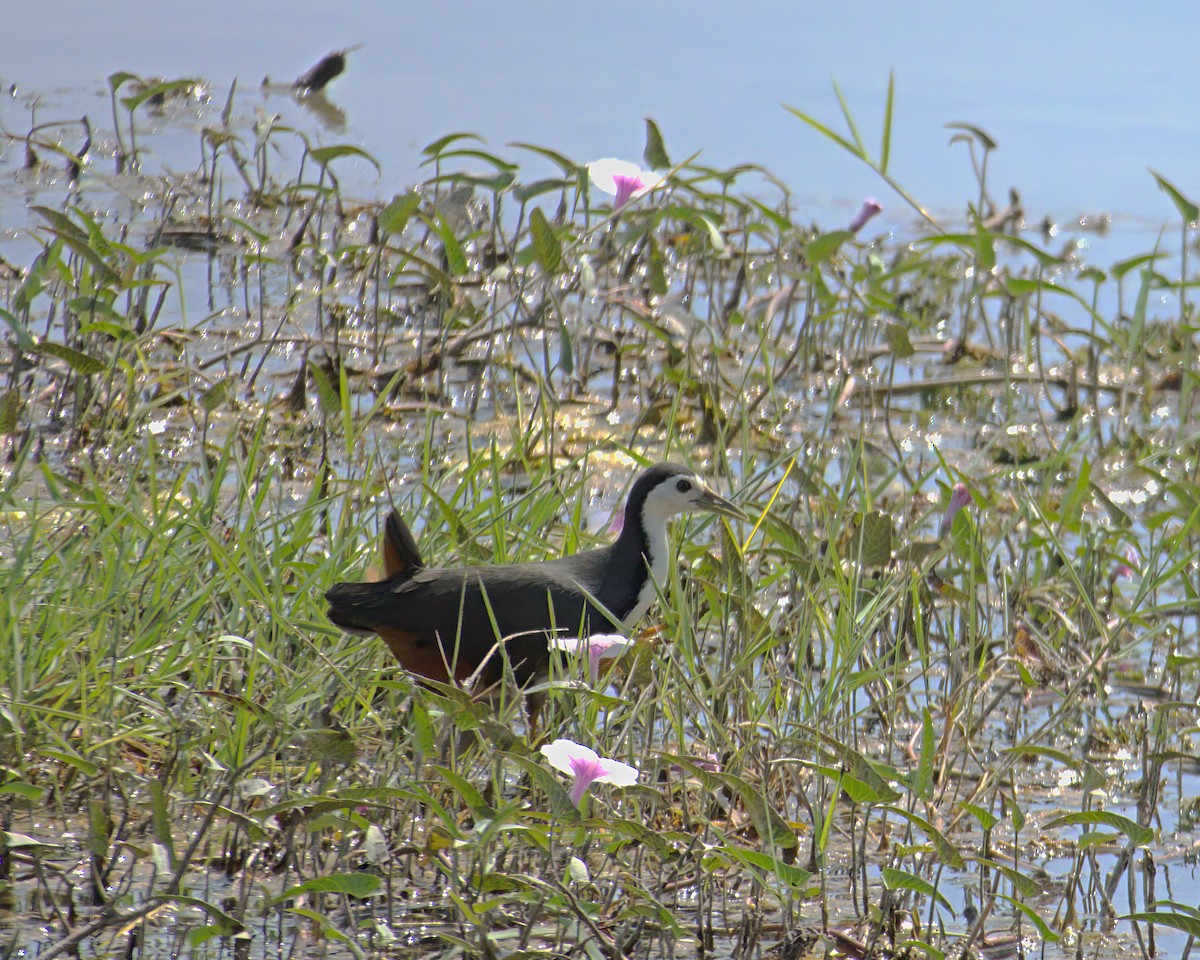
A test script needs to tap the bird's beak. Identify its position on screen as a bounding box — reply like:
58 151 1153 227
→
697 485 749 521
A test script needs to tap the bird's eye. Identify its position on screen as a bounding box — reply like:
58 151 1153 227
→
676 479 693 493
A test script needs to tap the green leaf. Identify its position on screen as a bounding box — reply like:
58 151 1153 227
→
499 751 579 819
422 131 483 158
430 149 516 174
508 142 579 175
379 192 422 235
0 390 21 435
1058 457 1091 529
153 895 246 936
31 207 121 287
805 230 852 264
881 806 965 869
643 117 671 170
712 772 799 855
409 701 437 756
78 319 135 341
1112 252 1158 281
881 867 953 913
908 708 935 799
998 894 1059 943
39 342 105 376
427 214 468 276
805 730 902 804
87 800 111 858
783 104 862 160
646 236 668 296
1043 811 1153 847
1125 903 1200 938
287 908 365 960
957 802 998 831
309 144 381 174
108 71 140 94
853 510 894 567
433 766 489 815
120 78 198 112
832 80 867 158
885 321 915 359
200 379 229 414
31 206 88 244
513 178 573 204
150 780 176 868
720 846 812 890
965 856 1042 898
275 872 382 904
1150 169 1199 223
0 780 42 801
1001 744 1080 771
0 307 36 352
308 362 341 416
665 206 725 253
945 121 997 151
528 207 562 274
1009 795 1026 832
894 941 945 960
1002 234 1063 268
880 72 895 174
41 748 100 777
804 763 889 805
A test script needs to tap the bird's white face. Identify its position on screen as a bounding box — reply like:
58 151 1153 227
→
641 472 746 527
645 472 710 519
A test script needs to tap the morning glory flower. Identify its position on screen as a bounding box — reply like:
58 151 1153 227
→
938 483 972 539
540 738 639 807
587 158 664 210
849 197 883 233
550 634 634 682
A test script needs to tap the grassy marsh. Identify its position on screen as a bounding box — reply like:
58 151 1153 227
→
2 73 1200 960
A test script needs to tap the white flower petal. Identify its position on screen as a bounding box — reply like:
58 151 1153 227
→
540 738 599 775
594 757 640 787
590 635 634 661
587 158 643 195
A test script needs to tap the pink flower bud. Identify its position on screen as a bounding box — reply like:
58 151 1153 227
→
849 197 883 233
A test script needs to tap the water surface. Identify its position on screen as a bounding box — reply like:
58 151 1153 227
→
6 1 1199 231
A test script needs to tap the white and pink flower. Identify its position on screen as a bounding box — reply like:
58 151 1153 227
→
550 634 634 683
540 738 640 807
587 158 664 210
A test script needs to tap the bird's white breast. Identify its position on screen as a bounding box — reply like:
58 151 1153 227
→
622 501 673 625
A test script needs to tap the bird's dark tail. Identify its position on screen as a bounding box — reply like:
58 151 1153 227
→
382 510 423 577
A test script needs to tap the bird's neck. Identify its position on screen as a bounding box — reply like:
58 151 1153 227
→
611 499 673 624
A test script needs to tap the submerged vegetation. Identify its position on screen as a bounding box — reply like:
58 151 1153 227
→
4 70 1200 959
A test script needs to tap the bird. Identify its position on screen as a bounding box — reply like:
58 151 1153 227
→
326 463 745 691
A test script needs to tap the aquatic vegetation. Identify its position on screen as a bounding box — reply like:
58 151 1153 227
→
2 68 1200 960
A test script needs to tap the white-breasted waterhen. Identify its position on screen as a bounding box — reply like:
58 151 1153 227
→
325 462 745 690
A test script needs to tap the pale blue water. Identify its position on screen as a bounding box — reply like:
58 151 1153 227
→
5 0 1199 233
